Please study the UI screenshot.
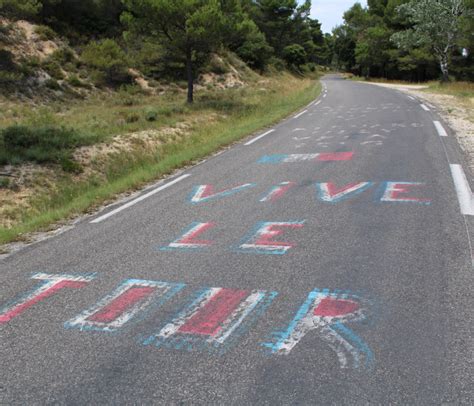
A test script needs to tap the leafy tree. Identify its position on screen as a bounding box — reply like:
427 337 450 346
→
121 0 226 103
355 25 391 77
220 1 273 70
82 39 130 85
0 0 42 18
391 0 467 81
282 44 306 68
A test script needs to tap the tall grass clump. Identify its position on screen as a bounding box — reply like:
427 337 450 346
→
0 125 98 170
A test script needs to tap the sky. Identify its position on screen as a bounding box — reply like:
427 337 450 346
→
308 0 368 33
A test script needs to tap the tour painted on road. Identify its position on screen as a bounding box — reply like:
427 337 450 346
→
0 273 375 369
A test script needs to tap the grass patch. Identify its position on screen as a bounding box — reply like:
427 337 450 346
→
424 81 474 98
0 73 321 244
0 125 98 166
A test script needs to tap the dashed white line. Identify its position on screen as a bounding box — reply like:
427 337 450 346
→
420 104 430 111
314 100 321 106
90 174 191 223
294 110 308 119
407 96 415 101
433 121 448 137
244 129 275 146
450 164 474 216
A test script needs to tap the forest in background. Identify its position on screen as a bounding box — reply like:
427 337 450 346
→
332 0 473 82
0 0 330 102
1 0 472 100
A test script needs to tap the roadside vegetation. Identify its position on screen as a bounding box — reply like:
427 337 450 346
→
0 0 328 246
0 69 320 244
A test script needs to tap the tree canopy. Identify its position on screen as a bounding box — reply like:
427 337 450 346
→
332 0 473 81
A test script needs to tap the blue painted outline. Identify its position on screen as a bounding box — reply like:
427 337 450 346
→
332 322 374 369
257 155 287 164
315 182 374 203
262 288 374 369
187 183 256 205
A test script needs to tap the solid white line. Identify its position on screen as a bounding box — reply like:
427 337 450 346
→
90 174 191 223
420 104 430 111
450 164 474 216
244 129 275 146
434 121 448 137
294 110 308 119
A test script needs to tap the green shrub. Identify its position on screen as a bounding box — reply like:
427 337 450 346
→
45 78 61 90
267 57 286 72
125 113 140 123
67 74 83 87
59 157 83 174
82 39 131 86
0 177 10 189
121 96 138 106
34 25 56 41
0 125 97 166
282 44 307 68
119 84 144 95
43 61 64 80
0 70 23 84
144 108 158 122
51 47 76 65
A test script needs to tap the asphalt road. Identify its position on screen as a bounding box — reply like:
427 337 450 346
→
1 75 473 404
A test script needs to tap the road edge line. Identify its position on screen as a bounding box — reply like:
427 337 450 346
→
90 174 191 223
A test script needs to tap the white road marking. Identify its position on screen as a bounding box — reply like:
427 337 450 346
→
420 104 430 111
294 110 308 119
407 96 415 101
450 164 474 216
90 174 191 223
433 121 448 137
314 100 321 106
244 129 275 146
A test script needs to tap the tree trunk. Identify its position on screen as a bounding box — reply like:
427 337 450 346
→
186 47 193 104
439 54 450 82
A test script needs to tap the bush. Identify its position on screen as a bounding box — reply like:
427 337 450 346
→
0 71 23 85
42 61 64 80
144 108 158 122
0 125 96 166
82 39 131 86
67 74 84 87
282 44 307 68
267 57 286 72
51 47 76 65
0 177 10 189
34 25 57 41
45 78 61 90
124 113 140 123
236 31 273 71
207 55 229 74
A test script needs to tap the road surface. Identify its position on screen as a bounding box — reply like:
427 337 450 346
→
1 75 473 404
